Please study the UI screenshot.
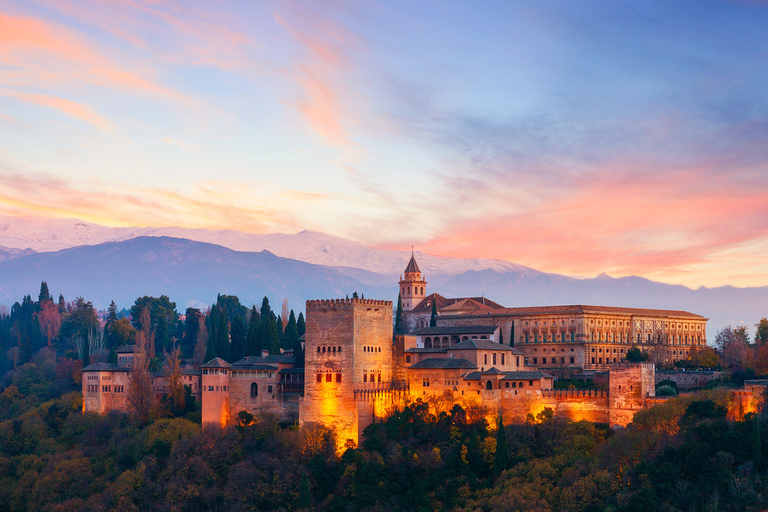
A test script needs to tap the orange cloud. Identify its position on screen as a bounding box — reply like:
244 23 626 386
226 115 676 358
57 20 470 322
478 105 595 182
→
0 172 302 235
379 160 768 287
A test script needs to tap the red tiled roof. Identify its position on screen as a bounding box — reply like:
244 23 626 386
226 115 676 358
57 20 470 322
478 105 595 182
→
447 304 705 319
411 293 504 313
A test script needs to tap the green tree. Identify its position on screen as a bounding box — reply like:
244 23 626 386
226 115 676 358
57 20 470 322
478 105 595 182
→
395 293 405 335
107 346 118 365
297 312 306 338
217 312 230 361
130 296 178 355
216 295 248 325
626 346 650 362
755 318 768 344
298 471 311 508
494 414 509 475
230 314 247 362
38 281 53 304
246 306 262 356
352 291 359 299
430 300 438 327
284 310 299 351
182 308 202 357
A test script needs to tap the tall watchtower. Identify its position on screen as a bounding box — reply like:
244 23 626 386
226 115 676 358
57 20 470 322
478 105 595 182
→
300 298 393 448
398 251 427 311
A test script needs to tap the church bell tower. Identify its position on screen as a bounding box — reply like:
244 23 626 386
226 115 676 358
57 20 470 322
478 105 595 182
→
398 250 427 310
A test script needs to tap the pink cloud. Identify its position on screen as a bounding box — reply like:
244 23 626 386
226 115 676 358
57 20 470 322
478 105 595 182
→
0 89 115 130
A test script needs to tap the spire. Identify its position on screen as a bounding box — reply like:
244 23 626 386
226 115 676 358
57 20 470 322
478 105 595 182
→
404 251 421 273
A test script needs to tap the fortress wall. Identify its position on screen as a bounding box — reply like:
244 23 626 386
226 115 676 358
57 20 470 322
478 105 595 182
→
656 370 727 390
302 299 392 448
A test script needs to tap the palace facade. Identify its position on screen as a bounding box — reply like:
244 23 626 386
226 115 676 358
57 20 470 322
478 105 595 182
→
83 254 760 449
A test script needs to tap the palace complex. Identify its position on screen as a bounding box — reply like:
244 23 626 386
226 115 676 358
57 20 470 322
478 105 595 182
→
82 253 766 447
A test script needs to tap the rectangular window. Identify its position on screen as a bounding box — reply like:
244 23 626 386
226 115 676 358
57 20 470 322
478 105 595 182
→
377 373 381 383
484 354 488 365
570 357 574 364
525 333 529 343
524 357 528 365
561 357 565 364
533 358 537 364
405 355 411 363
534 333 538 343
363 373 368 383
501 354 505 365
493 353 496 365
268 386 273 393
591 358 595 364
529 380 534 386
336 373 342 382
571 332 575 343
542 357 546 364
326 373 332 382
316 374 322 383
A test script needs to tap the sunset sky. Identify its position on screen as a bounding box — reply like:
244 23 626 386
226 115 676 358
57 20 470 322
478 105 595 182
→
1 0 767 288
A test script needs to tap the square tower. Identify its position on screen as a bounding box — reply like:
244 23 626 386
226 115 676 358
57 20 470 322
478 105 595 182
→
300 298 393 448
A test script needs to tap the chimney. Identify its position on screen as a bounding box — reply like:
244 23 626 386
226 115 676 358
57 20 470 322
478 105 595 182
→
261 349 269 357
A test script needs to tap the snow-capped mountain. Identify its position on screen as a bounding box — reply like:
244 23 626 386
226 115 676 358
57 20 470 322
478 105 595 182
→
0 215 539 277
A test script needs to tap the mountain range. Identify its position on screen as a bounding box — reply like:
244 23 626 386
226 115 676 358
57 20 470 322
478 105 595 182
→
0 215 766 339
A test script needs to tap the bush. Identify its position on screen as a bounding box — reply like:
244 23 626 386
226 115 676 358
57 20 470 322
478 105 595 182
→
656 385 677 397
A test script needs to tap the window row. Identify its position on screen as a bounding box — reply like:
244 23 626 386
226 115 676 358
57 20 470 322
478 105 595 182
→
206 385 228 391
315 373 343 383
363 346 381 353
525 357 575 365
202 368 228 375
317 345 342 353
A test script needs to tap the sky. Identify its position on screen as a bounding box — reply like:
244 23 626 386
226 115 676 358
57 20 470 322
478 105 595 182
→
1 0 767 289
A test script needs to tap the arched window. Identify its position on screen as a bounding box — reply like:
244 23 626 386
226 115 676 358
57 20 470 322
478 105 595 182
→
317 347 320 352
332 346 336 353
338 346 342 352
425 337 432 348
250 382 258 398
486 381 493 390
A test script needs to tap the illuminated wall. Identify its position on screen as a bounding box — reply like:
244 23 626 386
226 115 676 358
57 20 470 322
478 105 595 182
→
300 298 393 449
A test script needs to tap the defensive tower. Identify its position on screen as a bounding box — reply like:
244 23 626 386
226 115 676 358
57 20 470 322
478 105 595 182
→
300 298 393 448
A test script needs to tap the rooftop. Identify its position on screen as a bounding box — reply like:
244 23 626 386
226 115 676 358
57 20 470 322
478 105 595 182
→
202 357 231 368
442 304 706 320
464 370 554 380
411 325 498 336
447 338 517 352
231 354 295 366
410 358 477 370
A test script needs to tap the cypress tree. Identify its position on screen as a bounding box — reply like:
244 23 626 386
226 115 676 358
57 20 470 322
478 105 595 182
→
217 313 230 361
395 293 405 334
204 309 217 361
297 312 306 338
38 281 53 304
495 414 509 475
260 297 271 324
247 306 262 355
230 314 247 362
430 300 438 327
107 346 118 365
284 310 299 350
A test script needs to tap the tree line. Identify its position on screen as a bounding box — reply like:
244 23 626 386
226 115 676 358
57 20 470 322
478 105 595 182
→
0 283 307 377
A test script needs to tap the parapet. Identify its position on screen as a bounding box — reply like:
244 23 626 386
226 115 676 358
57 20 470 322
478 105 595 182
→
306 298 393 310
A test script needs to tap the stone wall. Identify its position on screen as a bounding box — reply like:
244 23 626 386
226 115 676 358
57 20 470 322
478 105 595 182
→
82 370 130 414
656 370 727 390
301 298 393 448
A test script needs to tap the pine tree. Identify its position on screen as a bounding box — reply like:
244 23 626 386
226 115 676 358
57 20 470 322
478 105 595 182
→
260 297 271 324
395 293 405 334
217 313 230 361
38 281 53 304
495 414 509 476
430 300 438 327
58 294 66 314
352 291 359 299
204 309 217 361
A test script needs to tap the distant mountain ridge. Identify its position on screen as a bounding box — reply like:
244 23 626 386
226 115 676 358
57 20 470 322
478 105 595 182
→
0 215 537 278
0 233 765 340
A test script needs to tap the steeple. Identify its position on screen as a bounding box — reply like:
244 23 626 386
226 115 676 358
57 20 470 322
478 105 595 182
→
398 249 427 311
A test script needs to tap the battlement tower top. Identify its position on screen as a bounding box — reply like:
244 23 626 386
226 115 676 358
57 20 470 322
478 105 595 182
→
306 298 393 311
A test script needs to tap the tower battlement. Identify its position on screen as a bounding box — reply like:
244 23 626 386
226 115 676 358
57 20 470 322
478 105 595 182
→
306 298 392 310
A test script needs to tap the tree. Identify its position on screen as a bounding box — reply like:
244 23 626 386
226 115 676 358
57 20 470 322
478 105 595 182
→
138 306 155 361
37 281 53 304
626 346 650 362
297 312 306 338
284 310 299 350
182 308 202 358
230 314 247 362
193 314 208 369
107 346 118 365
716 326 750 368
494 414 509 475
755 318 768 345
217 312 230 361
165 341 185 415
108 318 135 347
281 299 289 330
395 293 405 335
59 297 99 343
37 300 61 347
247 306 262 356
751 414 762 468
130 296 178 356
128 331 153 423
298 472 311 509
430 300 438 328
689 346 720 369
